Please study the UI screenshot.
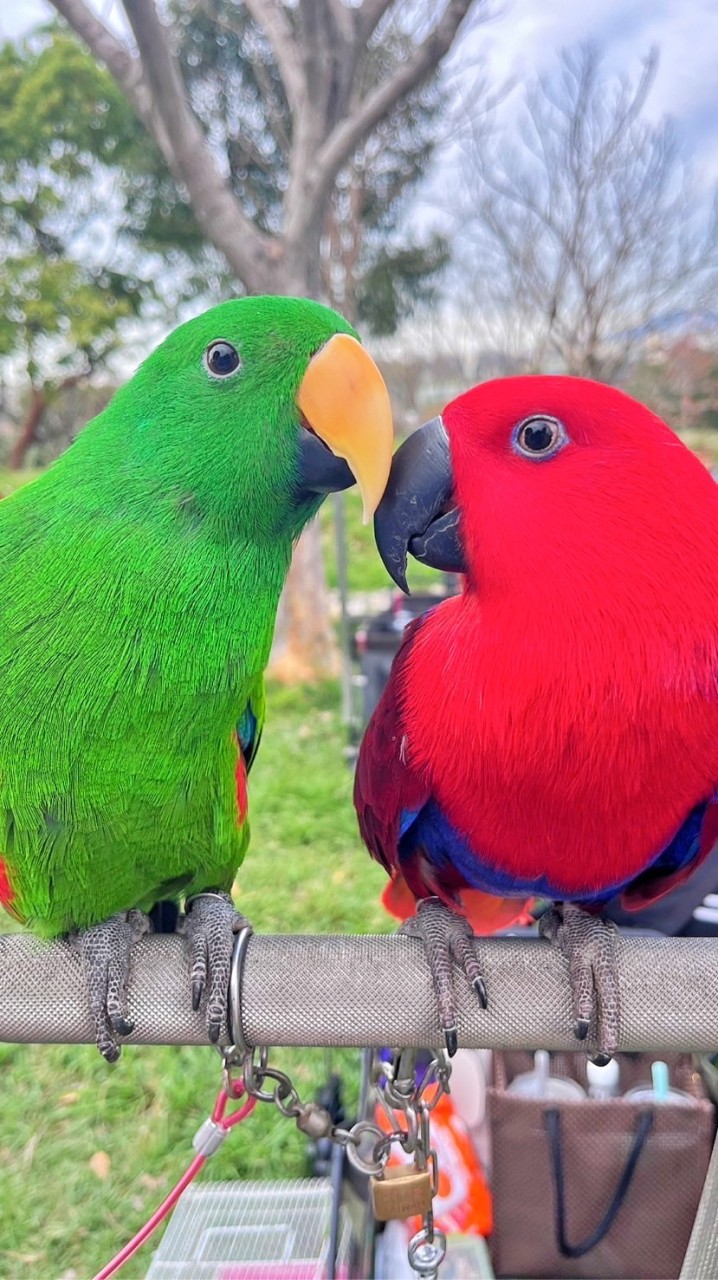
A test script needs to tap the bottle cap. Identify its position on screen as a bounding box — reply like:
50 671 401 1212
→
586 1057 620 1096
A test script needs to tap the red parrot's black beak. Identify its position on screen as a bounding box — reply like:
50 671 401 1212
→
373 416 466 593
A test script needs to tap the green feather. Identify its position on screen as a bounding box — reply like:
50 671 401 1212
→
0 296 354 934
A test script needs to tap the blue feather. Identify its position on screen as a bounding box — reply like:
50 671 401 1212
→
398 797 709 905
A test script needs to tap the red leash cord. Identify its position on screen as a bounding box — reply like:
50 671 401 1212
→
93 1080 256 1280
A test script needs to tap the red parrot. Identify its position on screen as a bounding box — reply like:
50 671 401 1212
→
355 377 718 1057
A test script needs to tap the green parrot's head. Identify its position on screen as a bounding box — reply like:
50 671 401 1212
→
101 295 394 541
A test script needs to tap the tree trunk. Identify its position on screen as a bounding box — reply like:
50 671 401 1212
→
10 387 47 469
269 519 340 682
263 243 340 681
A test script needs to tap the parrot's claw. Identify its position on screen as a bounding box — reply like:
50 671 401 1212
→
181 892 249 1043
74 910 150 1062
539 902 621 1059
400 897 488 1057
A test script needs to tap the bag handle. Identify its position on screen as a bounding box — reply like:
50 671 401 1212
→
544 1108 654 1258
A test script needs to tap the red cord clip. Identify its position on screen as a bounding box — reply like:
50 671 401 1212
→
93 1081 256 1280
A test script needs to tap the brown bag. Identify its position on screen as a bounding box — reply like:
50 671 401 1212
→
488 1051 715 1279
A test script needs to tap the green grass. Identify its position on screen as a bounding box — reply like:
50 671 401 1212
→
320 489 445 595
0 680 392 1280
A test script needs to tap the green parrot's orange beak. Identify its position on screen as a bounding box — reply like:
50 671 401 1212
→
296 333 394 523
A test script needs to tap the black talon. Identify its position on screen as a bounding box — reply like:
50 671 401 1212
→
182 892 250 1044
111 1015 135 1036
540 903 620 1060
473 976 489 1009
75 909 149 1061
590 1051 613 1067
445 1028 458 1057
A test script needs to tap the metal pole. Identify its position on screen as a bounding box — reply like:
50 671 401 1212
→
1 932 718 1053
332 491 353 726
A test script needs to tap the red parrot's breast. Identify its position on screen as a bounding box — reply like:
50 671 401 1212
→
402 589 718 897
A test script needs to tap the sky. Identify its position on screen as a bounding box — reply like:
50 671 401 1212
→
467 0 718 183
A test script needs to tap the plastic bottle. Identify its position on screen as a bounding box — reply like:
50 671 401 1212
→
623 1060 698 1106
507 1050 586 1100
586 1057 620 1099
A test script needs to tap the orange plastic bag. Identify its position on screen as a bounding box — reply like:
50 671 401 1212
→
375 1084 492 1237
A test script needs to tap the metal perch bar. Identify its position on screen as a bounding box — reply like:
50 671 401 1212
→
1 932 718 1052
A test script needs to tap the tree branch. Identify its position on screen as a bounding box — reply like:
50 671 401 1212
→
119 0 272 290
49 0 148 119
49 0 191 201
191 0 293 156
355 0 394 45
243 0 305 117
50 0 274 290
312 0 476 200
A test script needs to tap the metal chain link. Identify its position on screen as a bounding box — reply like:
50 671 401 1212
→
226 941 450 1274
221 1042 451 1277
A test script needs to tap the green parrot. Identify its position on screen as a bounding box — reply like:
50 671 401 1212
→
0 295 393 1059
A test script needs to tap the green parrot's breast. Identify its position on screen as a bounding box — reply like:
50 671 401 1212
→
3 703 251 935
0 509 282 936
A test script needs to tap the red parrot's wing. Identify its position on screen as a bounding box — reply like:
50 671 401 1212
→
354 619 430 879
355 619 535 932
620 801 718 911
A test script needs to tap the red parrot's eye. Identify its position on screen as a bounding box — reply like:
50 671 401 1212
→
514 415 566 459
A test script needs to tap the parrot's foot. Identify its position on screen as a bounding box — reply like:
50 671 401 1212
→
539 902 620 1061
400 897 487 1057
75 910 150 1063
181 892 249 1043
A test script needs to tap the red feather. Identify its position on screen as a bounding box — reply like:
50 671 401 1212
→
234 752 248 825
0 856 23 922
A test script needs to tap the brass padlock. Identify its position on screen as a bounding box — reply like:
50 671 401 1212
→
370 1163 433 1222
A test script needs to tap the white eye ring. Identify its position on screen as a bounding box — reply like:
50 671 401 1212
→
204 340 242 379
513 415 567 459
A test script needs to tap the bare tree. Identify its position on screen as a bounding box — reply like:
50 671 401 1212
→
45 0 480 676
457 43 718 381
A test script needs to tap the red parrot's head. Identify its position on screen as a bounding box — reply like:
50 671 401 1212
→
374 376 718 597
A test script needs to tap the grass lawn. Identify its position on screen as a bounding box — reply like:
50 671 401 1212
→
0 680 393 1280
320 489 441 594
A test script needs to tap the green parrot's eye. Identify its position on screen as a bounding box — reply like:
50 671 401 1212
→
204 340 241 379
513 415 567 459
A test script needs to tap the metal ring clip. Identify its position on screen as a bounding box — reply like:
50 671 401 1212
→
229 925 254 1055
